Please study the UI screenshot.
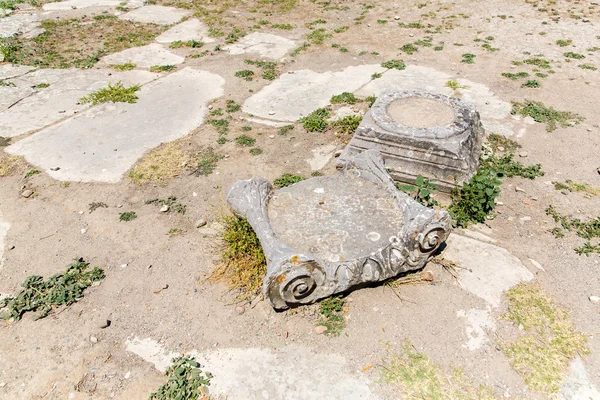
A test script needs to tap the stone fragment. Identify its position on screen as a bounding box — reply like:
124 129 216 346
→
155 18 214 44
306 144 336 171
443 234 534 307
6 68 225 182
118 5 191 25
0 211 9 269
195 219 207 228
225 33 296 59
589 296 600 303
0 13 43 39
90 336 98 344
20 189 33 198
102 43 184 68
159 204 169 213
314 326 328 334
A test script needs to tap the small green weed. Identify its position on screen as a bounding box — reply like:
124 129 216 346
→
24 169 41 178
381 59 406 70
245 59 278 81
546 205 600 256
397 175 439 207
0 80 15 87
316 296 346 337
461 53 476 64
556 39 572 47
145 196 186 214
110 62 136 71
79 81 140 105
235 69 254 81
400 43 418 54
330 92 359 105
579 64 597 71
273 173 305 188
487 133 521 152
502 72 529 80
149 357 211 400
249 147 263 156
149 65 176 72
277 125 294 135
333 26 348 33
225 27 245 44
241 125 252 131
371 72 382 79
564 51 585 59
331 115 362 135
192 147 223 176
554 180 598 197
306 28 332 45
271 23 294 30
521 79 541 88
119 211 137 221
235 135 256 146
445 80 469 90
226 99 241 113
523 58 552 69
449 167 502 227
34 83 50 89
88 202 108 213
511 100 584 132
299 108 330 132
482 152 544 179
0 258 104 321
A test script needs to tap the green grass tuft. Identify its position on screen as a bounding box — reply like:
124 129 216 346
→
273 173 305 188
79 81 141 105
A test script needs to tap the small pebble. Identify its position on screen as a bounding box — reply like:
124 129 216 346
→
195 219 207 228
519 151 528 158
235 305 245 315
20 189 33 198
124 371 131 380
394 15 400 20
497 146 505 152
269 135 275 138
90 336 98 344
589 296 600 303
81 228 87 234
520 216 532 222
334 150 343 157
515 187 526 193
268 111 275 115
159 204 169 212
314 325 328 334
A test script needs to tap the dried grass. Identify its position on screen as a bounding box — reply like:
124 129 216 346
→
0 155 26 177
128 142 191 186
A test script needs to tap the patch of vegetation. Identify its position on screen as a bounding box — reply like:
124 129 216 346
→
461 53 476 64
398 22 424 28
110 62 136 71
502 71 530 80
381 59 406 70
445 80 469 90
149 65 176 72
487 133 521 152
277 125 294 135
0 258 104 321
224 27 245 44
34 82 50 89
397 175 439 207
511 100 584 132
521 79 541 88
500 283 589 393
564 51 585 59
88 202 108 213
306 18 326 28
0 79 16 87
579 64 597 71
399 43 418 55
333 26 348 33
79 81 141 105
207 118 229 136
271 23 294 30
145 196 186 214
306 28 332 45
316 296 346 337
448 166 502 227
290 42 310 56
546 205 600 256
0 136 11 147
169 39 203 49
241 125 252 131
330 92 359 105
273 173 305 188
381 342 496 399
245 59 278 81
119 211 137 221
235 135 256 146
481 43 499 52
234 69 255 81
371 72 382 79
191 147 223 176
482 152 544 179
149 357 211 400
24 169 41 178
299 108 330 132
249 147 263 156
207 28 224 37
522 58 552 69
225 99 241 113
128 142 191 185
0 156 24 177
210 214 266 302
554 180 598 197
555 39 572 47
331 115 362 135
0 17 165 69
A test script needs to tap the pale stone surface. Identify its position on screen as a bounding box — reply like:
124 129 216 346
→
225 32 295 59
559 358 600 400
43 0 142 11
242 65 386 122
126 337 381 400
0 211 9 269
6 67 224 182
306 144 336 171
118 5 191 25
443 234 534 307
1 69 158 138
155 18 214 44
0 64 34 80
102 43 185 68
456 307 495 351
0 13 43 39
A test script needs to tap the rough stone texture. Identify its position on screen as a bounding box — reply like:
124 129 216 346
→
0 211 9 269
224 32 296 59
227 150 451 309
456 307 495 351
118 5 191 25
102 43 185 68
443 234 534 307
126 337 381 399
559 358 600 400
1 68 158 138
6 67 224 182
338 89 484 191
242 65 386 122
0 13 43 39
0 64 34 80
306 144 336 171
155 18 214 44
42 0 142 11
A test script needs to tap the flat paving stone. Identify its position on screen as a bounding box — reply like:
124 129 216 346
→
559 357 600 400
102 43 185 68
225 32 295 59
0 64 34 80
242 65 385 122
155 18 214 44
0 13 43 39
118 5 191 25
126 337 381 400
6 67 224 182
1 69 158 138
443 234 534 307
43 0 142 11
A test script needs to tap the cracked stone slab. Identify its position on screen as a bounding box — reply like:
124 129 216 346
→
559 358 600 400
102 43 185 68
0 64 34 80
225 32 295 59
443 234 534 307
242 65 386 122
155 18 214 44
1 69 158 138
0 13 43 39
118 5 191 25
126 337 381 400
6 67 224 182
43 0 142 11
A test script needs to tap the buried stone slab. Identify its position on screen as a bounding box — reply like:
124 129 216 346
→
227 150 451 310
0 13 43 39
42 0 142 10
6 67 224 182
155 18 214 44
101 43 184 68
224 32 296 60
118 5 191 25
338 89 484 191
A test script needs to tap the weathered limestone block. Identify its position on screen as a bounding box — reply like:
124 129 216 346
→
338 89 484 192
227 150 451 310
